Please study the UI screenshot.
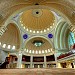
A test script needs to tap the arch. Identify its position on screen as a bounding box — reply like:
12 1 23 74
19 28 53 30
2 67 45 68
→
4 4 72 29
23 35 53 49
0 23 21 50
5 20 22 49
55 21 66 49
54 21 70 51
60 23 68 49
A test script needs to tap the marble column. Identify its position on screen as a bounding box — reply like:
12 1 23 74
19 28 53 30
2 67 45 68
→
30 56 33 68
17 51 22 68
54 52 58 68
44 55 47 68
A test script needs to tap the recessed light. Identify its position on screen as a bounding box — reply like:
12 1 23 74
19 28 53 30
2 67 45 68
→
29 50 31 53
45 50 47 53
39 51 41 54
53 23 55 25
8 45 11 49
40 31 43 33
26 49 28 52
26 28 28 31
42 50 44 53
12 46 15 50
32 50 34 54
48 49 50 52
37 31 39 33
3 44 6 48
51 48 52 51
50 26 52 28
23 26 25 29
0 42 1 45
30 30 32 32
33 31 35 33
47 28 49 30
36 50 38 54
44 29 46 32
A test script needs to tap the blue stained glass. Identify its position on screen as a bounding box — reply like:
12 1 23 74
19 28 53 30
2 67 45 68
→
68 32 75 47
23 34 28 39
48 34 53 38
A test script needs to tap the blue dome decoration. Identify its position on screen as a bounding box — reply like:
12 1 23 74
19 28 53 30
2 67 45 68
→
23 34 28 39
48 34 53 38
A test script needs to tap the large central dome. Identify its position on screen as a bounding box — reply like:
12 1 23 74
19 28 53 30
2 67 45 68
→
20 9 55 33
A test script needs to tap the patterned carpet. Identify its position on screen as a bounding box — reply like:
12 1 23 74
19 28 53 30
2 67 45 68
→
0 68 75 75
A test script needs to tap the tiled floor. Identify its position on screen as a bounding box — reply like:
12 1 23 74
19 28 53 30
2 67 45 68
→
0 68 75 75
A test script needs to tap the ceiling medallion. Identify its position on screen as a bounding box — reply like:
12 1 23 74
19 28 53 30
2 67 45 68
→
32 9 42 17
23 34 28 39
48 34 53 38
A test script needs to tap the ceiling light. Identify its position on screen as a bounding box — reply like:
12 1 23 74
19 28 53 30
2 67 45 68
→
47 28 49 31
37 31 39 33
45 50 47 53
39 51 41 54
3 44 6 48
26 28 28 31
48 49 50 52
51 48 52 51
23 26 25 29
50 26 52 28
8 45 11 49
42 50 44 53
0 42 1 45
36 50 38 54
30 30 32 32
53 23 55 25
33 31 35 33
12 46 15 50
44 29 46 32
29 50 31 53
26 49 28 52
40 31 43 33
32 50 34 54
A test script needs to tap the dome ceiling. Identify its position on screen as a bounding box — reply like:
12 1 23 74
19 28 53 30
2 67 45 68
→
24 37 54 55
0 23 20 49
20 9 55 33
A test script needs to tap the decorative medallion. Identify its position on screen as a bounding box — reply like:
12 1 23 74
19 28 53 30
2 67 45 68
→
23 34 28 39
48 34 53 38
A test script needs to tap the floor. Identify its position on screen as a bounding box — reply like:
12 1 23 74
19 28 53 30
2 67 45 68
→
0 68 75 75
